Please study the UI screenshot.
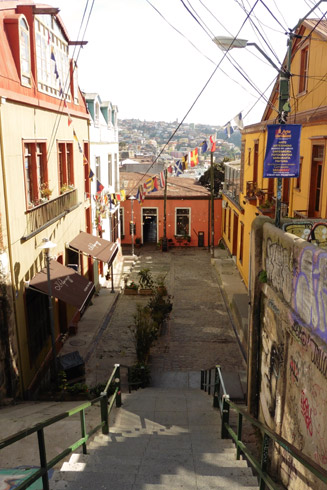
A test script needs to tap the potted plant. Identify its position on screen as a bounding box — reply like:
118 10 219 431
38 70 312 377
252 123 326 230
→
124 280 139 295
155 274 168 296
40 182 53 200
138 268 154 295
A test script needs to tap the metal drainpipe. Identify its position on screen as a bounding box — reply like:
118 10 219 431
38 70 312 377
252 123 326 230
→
0 97 24 394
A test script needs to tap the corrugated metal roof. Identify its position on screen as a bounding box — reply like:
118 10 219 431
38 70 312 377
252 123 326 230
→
120 172 211 198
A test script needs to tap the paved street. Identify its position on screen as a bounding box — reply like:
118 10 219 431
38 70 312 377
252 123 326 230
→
85 246 246 388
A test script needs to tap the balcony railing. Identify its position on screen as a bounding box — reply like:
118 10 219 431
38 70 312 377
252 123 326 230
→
22 189 80 241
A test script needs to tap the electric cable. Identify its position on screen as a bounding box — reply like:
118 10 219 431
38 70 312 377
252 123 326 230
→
129 0 261 195
259 0 288 31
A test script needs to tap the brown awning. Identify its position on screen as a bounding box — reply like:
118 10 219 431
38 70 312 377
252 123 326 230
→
69 231 118 265
29 260 95 313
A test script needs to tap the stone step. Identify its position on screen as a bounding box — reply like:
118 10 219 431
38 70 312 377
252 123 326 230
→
50 387 259 490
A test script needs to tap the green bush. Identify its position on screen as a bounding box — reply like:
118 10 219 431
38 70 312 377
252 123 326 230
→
128 363 151 390
130 305 159 363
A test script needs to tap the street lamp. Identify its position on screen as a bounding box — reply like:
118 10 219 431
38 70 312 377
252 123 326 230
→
128 196 136 256
38 237 57 381
213 0 327 227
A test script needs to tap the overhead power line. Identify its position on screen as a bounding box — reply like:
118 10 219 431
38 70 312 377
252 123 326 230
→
130 0 261 194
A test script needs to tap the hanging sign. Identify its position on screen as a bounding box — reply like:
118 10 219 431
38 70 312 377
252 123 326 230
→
263 124 301 178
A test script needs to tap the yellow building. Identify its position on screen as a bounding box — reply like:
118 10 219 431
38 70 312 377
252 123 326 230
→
222 18 327 288
0 2 118 400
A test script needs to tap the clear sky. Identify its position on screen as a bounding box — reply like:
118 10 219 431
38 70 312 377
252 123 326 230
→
53 0 326 127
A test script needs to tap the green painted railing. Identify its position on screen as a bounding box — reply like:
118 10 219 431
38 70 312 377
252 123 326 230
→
0 364 122 490
201 365 327 490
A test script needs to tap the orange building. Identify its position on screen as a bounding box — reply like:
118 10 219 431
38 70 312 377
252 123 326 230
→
120 172 222 248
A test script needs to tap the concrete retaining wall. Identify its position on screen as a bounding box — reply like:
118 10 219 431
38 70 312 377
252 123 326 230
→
249 218 327 490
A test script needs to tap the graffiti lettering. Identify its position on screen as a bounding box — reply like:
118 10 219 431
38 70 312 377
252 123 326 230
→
300 390 313 436
294 247 327 343
266 239 292 303
310 337 327 378
280 449 298 480
289 355 299 383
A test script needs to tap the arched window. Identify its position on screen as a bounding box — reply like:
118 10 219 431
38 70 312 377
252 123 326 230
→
20 17 31 86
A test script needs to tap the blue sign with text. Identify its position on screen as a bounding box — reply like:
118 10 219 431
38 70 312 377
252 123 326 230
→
263 124 301 178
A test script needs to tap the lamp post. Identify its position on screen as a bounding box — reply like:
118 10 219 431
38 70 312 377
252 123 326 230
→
128 196 136 256
38 237 57 381
210 150 215 258
213 0 327 227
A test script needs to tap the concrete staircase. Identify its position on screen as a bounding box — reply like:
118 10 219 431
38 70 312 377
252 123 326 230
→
50 387 259 490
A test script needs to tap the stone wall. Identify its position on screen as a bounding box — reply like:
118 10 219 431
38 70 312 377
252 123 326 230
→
249 218 327 490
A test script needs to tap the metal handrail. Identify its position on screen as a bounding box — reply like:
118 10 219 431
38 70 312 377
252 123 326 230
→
201 365 327 490
0 364 122 490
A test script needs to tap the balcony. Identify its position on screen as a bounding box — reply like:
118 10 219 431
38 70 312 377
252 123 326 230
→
21 189 80 242
245 181 258 202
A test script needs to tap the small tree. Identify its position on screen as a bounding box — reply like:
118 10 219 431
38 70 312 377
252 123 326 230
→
198 159 226 196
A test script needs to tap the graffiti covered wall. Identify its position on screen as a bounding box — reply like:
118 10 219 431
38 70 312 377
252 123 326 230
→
250 220 327 490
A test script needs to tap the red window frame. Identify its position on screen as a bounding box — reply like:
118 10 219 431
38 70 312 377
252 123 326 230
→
23 141 48 209
58 142 74 193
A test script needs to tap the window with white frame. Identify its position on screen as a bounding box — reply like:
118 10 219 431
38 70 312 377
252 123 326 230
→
95 156 101 181
35 15 70 99
119 207 124 237
175 208 190 236
108 154 113 186
20 17 31 86
115 154 119 190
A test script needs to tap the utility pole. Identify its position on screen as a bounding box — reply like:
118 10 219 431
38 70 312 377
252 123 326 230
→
162 169 168 252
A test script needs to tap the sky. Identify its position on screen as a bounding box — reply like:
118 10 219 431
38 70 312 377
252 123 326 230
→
53 0 327 127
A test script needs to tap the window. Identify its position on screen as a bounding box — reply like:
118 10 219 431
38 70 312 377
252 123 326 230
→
120 207 124 237
228 208 231 241
299 46 309 94
108 154 113 186
253 142 259 185
20 18 31 86
58 142 74 192
115 154 119 190
295 157 303 190
35 16 70 99
175 208 190 236
95 156 101 181
23 142 48 207
239 222 244 264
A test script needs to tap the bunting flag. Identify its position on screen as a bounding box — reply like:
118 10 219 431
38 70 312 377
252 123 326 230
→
224 122 234 138
144 178 154 192
89 169 94 180
73 129 78 142
159 171 166 188
68 115 73 126
83 155 88 165
136 185 145 204
199 140 208 153
188 148 199 167
167 165 173 174
120 189 126 201
96 179 104 194
181 154 188 170
174 160 183 177
210 134 216 152
116 193 121 201
149 176 158 192
233 112 244 129
77 141 83 153
111 193 117 205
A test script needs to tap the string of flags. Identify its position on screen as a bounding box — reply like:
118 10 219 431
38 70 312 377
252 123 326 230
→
133 111 244 205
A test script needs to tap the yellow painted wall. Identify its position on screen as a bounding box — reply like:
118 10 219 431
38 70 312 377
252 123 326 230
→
1 99 89 393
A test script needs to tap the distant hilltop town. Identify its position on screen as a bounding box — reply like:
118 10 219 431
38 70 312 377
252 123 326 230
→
118 118 241 175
